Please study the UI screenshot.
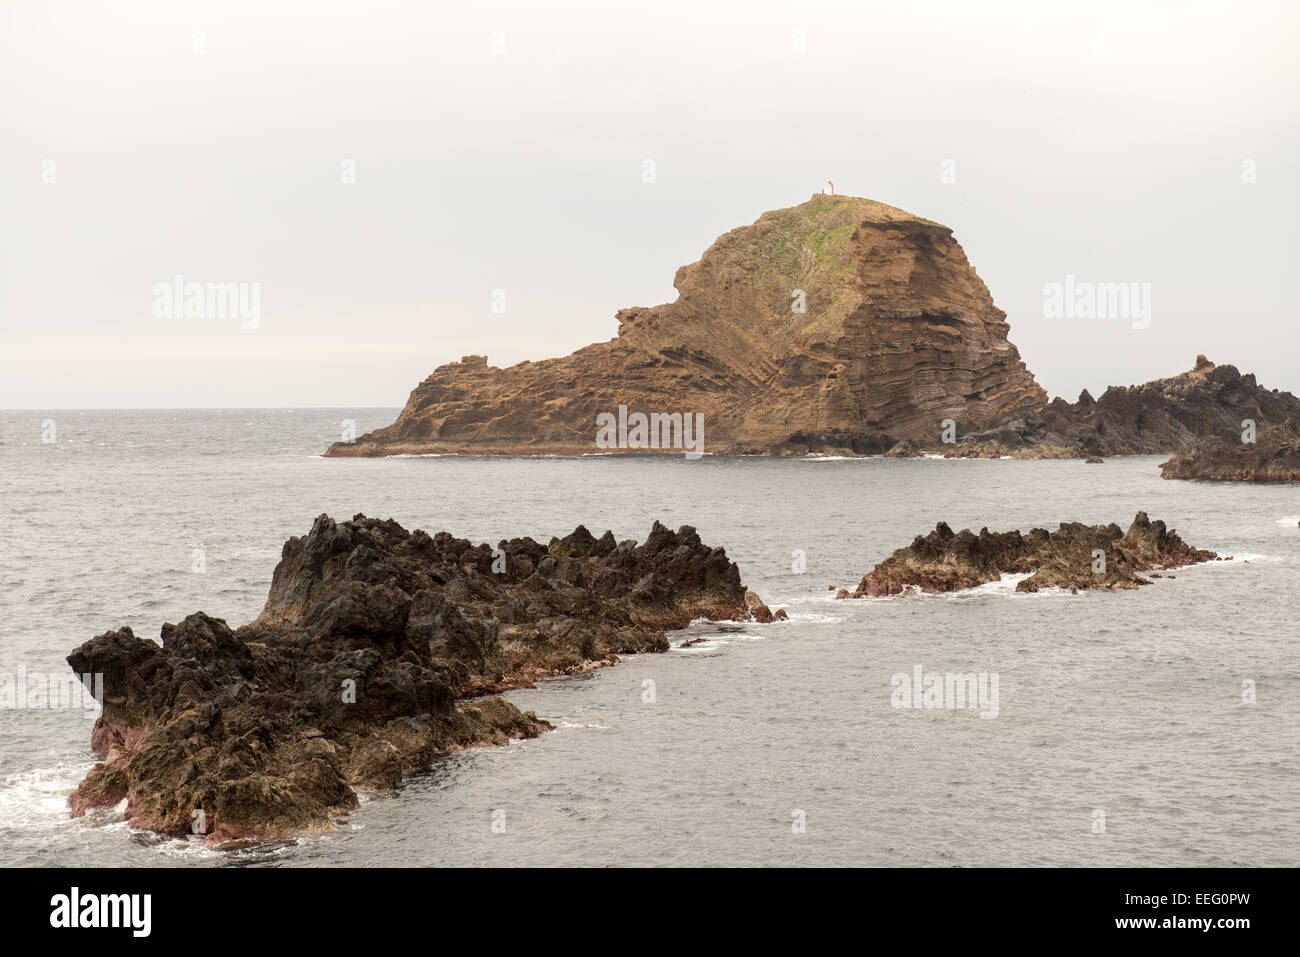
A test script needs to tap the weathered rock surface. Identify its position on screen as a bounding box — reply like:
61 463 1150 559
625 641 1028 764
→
67 514 782 844
326 193 1046 457
900 356 1300 459
325 183 1297 462
1160 419 1300 482
840 512 1218 597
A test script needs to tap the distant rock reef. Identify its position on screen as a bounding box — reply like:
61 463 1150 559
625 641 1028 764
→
838 512 1219 597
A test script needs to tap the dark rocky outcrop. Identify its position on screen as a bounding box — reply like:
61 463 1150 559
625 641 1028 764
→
1160 419 1300 482
917 356 1300 459
67 514 782 845
838 512 1218 597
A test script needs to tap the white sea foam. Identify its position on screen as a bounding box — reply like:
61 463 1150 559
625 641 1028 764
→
141 834 221 860
974 572 1033 594
146 832 301 860
0 762 95 831
1275 515 1299 527
776 611 844 623
931 572 1049 599
849 571 1080 602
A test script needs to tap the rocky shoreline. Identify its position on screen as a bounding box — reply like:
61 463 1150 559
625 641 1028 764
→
837 512 1219 597
1160 420 1300 482
66 514 784 846
884 356 1300 460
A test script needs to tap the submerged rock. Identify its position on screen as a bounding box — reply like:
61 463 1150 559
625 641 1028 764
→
67 514 779 844
840 512 1217 597
1159 419 1300 482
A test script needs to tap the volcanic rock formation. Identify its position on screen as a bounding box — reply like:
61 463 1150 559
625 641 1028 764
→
66 514 783 845
326 193 1047 457
1159 419 1300 482
929 356 1300 459
839 512 1218 597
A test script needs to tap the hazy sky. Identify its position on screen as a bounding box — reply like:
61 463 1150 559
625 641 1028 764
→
3 0 1296 408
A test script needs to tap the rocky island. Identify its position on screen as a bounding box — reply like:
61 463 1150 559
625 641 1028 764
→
1159 419 1300 482
325 194 1298 460
838 512 1218 597
327 193 1047 457
66 514 783 846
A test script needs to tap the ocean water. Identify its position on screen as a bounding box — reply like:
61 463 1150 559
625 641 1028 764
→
1 409 1296 867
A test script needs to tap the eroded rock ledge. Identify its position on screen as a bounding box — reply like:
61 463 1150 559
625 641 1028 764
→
837 512 1218 597
66 514 783 845
1159 419 1300 482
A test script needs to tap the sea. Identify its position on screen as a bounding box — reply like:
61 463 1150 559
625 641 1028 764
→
1 409 1296 866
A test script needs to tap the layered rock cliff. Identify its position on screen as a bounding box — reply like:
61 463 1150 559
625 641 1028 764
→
327 193 1047 457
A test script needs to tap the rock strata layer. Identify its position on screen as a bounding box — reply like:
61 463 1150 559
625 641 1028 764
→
326 193 1046 457
1159 419 1300 482
67 514 782 845
839 512 1217 597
